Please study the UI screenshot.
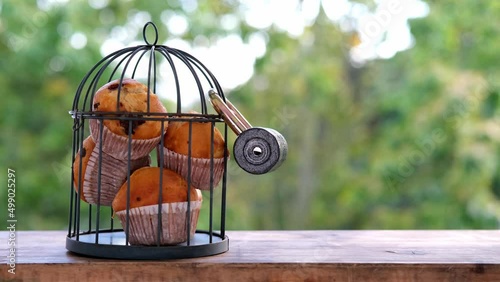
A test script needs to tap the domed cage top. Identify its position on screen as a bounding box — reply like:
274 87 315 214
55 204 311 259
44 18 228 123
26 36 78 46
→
67 22 287 260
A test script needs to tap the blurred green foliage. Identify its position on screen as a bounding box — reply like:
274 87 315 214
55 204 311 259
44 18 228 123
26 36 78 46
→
0 0 498 230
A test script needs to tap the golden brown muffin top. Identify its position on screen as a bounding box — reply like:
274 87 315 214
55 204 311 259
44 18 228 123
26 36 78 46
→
164 115 226 158
93 78 167 139
112 167 201 212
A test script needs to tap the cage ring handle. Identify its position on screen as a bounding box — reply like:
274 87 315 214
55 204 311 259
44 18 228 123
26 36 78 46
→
143 22 159 46
208 89 252 135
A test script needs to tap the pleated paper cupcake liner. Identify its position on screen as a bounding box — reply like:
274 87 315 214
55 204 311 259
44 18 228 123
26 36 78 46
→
89 119 162 160
162 147 225 190
115 201 202 246
83 147 150 206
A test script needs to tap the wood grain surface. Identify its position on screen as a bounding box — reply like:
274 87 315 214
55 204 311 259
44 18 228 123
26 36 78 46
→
1 230 500 281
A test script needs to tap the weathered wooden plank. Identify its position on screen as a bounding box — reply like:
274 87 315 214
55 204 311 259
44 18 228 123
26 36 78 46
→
3 263 500 282
1 230 499 281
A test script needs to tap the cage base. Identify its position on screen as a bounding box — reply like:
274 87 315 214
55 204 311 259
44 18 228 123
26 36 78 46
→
66 229 229 260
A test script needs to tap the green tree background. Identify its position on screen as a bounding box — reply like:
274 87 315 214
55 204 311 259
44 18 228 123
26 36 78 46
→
0 0 498 230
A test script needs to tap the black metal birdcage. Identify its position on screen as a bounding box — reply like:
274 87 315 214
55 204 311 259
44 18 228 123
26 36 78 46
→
67 22 287 260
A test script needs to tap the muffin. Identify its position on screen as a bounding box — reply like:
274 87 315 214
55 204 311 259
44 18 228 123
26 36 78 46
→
112 167 202 245
90 78 168 160
73 136 95 202
73 135 151 205
162 113 227 190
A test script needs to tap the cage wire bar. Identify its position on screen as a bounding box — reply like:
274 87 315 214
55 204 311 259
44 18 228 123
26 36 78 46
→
67 22 229 259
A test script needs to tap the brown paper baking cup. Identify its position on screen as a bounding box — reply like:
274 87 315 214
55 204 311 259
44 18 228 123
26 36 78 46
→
115 201 202 245
83 147 150 206
89 119 161 160
162 148 225 190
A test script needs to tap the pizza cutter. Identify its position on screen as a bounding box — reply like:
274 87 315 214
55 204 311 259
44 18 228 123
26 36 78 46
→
209 90 288 174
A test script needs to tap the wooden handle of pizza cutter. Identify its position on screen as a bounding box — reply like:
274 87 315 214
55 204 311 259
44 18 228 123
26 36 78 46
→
208 90 252 135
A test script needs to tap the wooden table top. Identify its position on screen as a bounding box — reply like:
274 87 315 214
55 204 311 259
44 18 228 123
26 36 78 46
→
1 230 500 281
